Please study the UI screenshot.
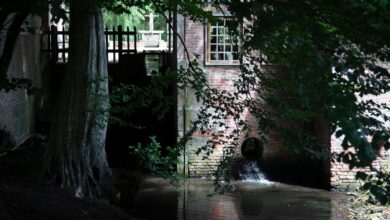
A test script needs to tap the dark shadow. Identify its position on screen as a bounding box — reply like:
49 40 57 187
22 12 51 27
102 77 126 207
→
106 53 177 169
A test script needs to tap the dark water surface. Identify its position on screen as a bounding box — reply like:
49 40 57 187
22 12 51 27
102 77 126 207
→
133 177 348 220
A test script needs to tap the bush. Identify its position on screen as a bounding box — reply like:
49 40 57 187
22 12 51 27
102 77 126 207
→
129 136 181 183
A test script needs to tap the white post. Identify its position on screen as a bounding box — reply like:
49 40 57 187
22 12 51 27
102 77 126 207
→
149 13 154 31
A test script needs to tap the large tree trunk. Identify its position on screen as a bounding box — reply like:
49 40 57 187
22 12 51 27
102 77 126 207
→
45 1 112 197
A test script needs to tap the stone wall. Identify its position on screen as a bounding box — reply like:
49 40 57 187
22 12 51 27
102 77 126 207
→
0 16 42 148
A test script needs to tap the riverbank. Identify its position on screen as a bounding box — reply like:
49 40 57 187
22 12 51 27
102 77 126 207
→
0 144 134 220
347 191 390 219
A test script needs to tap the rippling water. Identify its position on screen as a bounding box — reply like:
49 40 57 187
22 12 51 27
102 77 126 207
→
240 160 274 185
133 177 348 220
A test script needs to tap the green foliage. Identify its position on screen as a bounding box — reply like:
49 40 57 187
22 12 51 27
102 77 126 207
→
109 70 176 126
103 7 170 41
103 6 149 29
0 0 66 91
215 0 390 199
172 1 390 198
0 78 39 94
356 158 390 205
0 0 51 16
3 0 390 202
101 0 215 43
177 58 247 193
348 189 390 219
224 0 390 161
130 136 181 182
108 69 179 181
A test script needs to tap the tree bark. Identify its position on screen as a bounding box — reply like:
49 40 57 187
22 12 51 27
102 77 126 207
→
45 1 112 198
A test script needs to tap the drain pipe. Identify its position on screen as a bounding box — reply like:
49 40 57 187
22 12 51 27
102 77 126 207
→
177 7 187 179
182 91 187 177
182 83 188 220
175 7 188 220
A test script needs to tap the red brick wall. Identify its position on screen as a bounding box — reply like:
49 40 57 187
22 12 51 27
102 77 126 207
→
180 17 330 188
180 16 390 189
180 18 321 182
331 91 390 189
179 17 244 177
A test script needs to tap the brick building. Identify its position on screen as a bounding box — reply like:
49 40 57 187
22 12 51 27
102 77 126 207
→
1 10 389 190
331 91 390 189
176 14 329 188
176 13 390 189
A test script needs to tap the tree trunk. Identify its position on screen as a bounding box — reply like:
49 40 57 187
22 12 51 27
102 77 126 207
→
45 1 112 198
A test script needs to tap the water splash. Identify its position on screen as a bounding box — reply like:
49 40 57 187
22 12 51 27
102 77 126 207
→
240 160 273 184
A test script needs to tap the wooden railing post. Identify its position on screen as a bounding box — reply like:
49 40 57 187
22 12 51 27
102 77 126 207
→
50 25 58 63
118 25 123 61
61 24 66 62
105 26 109 62
113 26 116 62
133 26 137 53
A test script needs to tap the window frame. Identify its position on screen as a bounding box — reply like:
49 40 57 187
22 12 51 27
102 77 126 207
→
204 17 241 66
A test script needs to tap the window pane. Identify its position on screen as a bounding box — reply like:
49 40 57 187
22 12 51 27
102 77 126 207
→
233 53 238 60
210 53 217 60
211 44 216 52
211 27 217 35
225 52 233 60
225 35 231 43
218 28 224 35
207 18 240 63
225 45 232 51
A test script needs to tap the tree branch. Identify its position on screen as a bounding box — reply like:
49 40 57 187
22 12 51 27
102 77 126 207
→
0 12 29 81
0 9 12 31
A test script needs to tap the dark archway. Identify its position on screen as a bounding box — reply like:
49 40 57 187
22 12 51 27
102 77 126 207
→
241 137 263 160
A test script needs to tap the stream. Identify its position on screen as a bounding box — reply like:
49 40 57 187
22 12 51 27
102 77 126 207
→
133 177 348 220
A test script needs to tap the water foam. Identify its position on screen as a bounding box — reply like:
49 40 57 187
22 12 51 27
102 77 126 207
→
240 160 274 185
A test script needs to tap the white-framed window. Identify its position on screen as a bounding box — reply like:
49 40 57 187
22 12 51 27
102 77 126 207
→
205 18 239 65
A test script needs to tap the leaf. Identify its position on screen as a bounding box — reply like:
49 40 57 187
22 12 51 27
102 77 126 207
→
356 171 368 180
335 130 344 138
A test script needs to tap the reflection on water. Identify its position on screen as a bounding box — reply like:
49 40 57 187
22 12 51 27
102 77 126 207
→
133 178 347 220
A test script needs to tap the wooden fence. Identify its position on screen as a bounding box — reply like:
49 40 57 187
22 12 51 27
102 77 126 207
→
43 25 137 63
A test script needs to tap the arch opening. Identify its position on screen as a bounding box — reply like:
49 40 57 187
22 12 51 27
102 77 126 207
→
241 137 263 160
